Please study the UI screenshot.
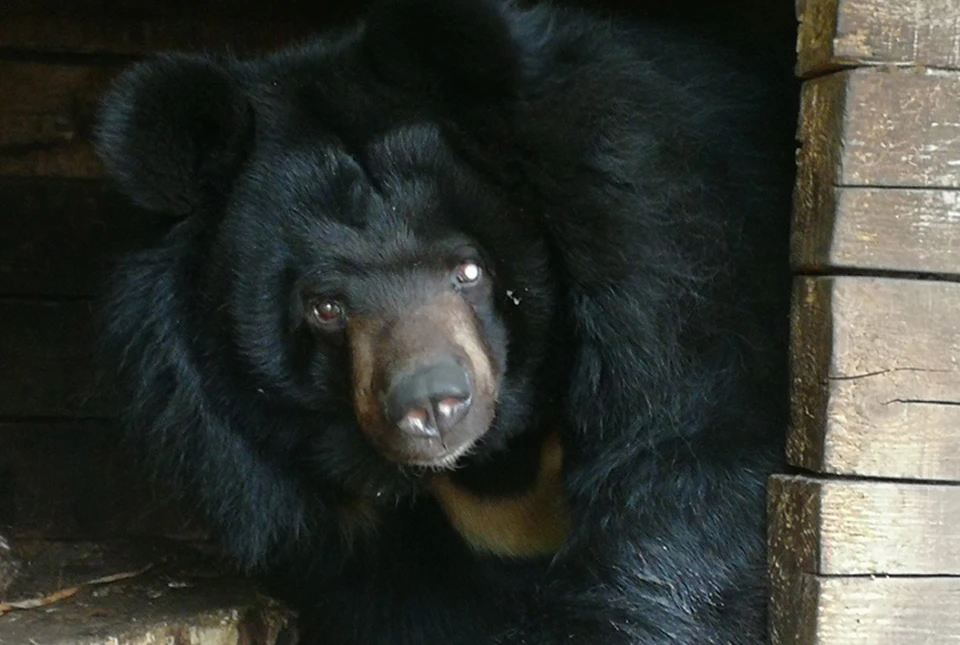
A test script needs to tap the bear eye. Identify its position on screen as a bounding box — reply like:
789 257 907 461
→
308 298 346 329
455 261 483 286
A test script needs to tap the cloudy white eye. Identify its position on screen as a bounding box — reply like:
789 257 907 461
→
309 298 346 329
455 261 483 286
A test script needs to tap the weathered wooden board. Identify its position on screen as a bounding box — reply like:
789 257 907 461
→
0 422 203 540
770 572 960 645
797 0 960 76
769 475 960 644
0 62 119 178
792 186 960 275
0 541 290 645
789 276 960 481
0 299 114 417
796 68 960 195
769 476 960 575
0 179 163 297
0 14 312 56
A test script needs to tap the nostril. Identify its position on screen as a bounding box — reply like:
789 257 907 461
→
397 408 439 438
385 360 473 436
436 397 465 419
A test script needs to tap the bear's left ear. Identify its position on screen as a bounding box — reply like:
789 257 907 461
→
95 54 253 216
363 0 520 106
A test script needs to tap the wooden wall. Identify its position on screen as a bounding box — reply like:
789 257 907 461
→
771 1 960 643
0 3 333 541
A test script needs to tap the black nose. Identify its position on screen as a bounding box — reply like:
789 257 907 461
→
385 360 472 438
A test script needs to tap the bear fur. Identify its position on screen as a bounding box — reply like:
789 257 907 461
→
95 0 795 643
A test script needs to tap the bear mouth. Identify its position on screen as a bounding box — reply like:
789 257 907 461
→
404 438 478 470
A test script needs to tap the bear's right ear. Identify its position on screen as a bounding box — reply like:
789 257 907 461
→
95 55 253 216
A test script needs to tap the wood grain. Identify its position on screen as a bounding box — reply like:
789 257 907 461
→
770 572 960 645
796 68 960 191
792 186 960 275
0 179 164 297
769 475 960 575
797 0 960 76
789 276 960 481
0 62 119 178
0 299 115 417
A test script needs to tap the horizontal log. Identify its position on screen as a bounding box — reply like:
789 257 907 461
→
0 179 163 297
797 0 960 76
792 186 960 275
770 572 960 645
789 276 960 481
0 421 203 540
0 14 312 56
0 62 119 178
0 541 289 645
0 299 114 417
769 475 960 576
796 68 960 193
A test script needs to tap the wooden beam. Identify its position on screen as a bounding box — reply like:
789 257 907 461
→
769 475 960 644
0 299 114 417
789 276 960 481
0 14 312 56
796 68 960 191
792 186 960 275
0 62 119 178
0 179 163 297
797 0 960 77
769 475 960 575
770 572 960 645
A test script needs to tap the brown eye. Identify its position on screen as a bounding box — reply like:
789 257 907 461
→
455 261 483 285
309 299 345 328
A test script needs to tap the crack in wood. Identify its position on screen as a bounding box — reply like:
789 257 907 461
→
827 367 956 381
882 398 960 407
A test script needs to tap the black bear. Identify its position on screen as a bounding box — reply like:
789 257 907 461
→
95 0 795 642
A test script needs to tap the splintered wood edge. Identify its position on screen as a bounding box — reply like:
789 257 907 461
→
770 573 960 645
797 0 960 77
769 475 960 576
787 276 960 481
795 0 842 77
791 71 846 274
787 277 831 475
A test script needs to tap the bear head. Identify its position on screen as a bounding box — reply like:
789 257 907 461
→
95 0 565 556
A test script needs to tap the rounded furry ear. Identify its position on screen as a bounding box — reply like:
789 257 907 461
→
95 54 253 216
363 0 520 105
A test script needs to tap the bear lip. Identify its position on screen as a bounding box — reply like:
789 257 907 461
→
403 437 478 470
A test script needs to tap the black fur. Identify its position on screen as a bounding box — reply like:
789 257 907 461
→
96 1 794 643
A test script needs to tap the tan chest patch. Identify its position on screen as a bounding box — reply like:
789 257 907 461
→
428 434 571 558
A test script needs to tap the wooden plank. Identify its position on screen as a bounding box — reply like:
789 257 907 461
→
0 541 290 645
789 276 960 481
797 0 960 76
0 14 312 56
770 572 960 645
0 179 164 297
0 422 203 540
769 476 960 575
0 62 119 178
796 68 960 192
793 186 960 275
0 299 114 417
769 475 960 644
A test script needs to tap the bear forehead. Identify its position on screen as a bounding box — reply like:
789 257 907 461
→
223 133 477 269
